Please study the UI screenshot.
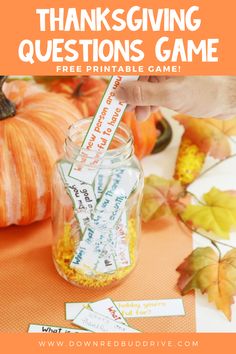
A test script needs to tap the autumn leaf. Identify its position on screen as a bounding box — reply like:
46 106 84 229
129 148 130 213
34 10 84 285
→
177 247 236 320
141 175 186 222
174 114 236 159
181 188 236 239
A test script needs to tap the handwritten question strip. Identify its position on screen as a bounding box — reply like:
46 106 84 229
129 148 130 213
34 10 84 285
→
28 324 89 333
28 298 185 333
73 308 139 333
68 75 139 184
65 298 185 321
89 298 128 325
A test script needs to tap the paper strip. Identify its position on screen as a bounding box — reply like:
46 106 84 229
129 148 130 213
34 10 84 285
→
65 299 185 320
73 308 140 333
69 75 139 184
89 298 128 325
59 161 96 232
70 168 138 272
94 170 110 200
70 227 112 272
92 168 139 228
28 324 89 333
65 302 88 321
116 299 185 318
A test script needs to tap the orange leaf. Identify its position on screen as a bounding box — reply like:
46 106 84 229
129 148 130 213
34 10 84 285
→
174 114 236 159
141 175 186 222
177 247 236 320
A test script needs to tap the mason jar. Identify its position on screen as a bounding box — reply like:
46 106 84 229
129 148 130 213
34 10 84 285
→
51 118 144 288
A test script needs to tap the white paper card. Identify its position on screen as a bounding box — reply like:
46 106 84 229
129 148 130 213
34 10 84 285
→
116 299 185 318
73 308 139 333
28 324 89 333
69 75 139 184
89 298 128 325
66 299 185 320
65 302 88 321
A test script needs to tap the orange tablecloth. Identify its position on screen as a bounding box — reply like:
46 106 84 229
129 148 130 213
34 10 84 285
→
0 217 195 333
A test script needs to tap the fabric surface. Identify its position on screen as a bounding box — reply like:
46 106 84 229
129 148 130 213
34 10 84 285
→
0 217 195 333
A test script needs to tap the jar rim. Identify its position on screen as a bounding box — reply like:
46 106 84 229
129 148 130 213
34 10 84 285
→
64 117 134 165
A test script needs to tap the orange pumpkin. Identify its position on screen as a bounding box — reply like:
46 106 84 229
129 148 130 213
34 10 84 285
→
43 76 107 117
122 111 162 159
0 77 81 227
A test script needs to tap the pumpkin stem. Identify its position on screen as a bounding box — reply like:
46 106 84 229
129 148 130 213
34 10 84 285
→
0 76 16 120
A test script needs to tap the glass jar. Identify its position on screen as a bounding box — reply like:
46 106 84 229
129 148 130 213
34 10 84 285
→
51 118 144 288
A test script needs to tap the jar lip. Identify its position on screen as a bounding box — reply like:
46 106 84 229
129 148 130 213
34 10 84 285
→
65 117 134 161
